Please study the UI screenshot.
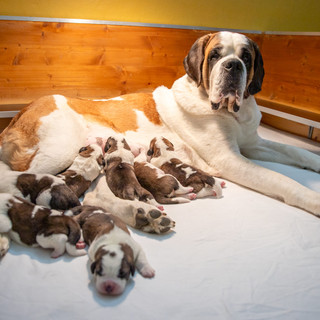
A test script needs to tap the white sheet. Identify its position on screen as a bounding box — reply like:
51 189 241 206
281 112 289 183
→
1 124 320 320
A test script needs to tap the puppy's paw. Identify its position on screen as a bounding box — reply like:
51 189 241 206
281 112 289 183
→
0 234 10 258
139 264 155 278
133 204 175 234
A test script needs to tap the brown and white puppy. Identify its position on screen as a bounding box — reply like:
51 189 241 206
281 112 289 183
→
134 150 197 204
104 135 159 207
71 205 155 296
57 144 105 198
148 137 224 198
0 193 86 258
0 161 80 210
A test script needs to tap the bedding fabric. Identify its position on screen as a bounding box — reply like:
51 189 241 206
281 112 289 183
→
1 124 320 320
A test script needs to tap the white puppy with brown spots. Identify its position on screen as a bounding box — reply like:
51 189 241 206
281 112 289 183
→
104 135 160 207
72 205 155 296
134 149 197 204
0 193 86 258
148 137 225 198
0 144 103 210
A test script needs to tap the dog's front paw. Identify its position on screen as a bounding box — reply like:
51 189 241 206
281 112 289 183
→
139 264 155 278
133 204 175 234
0 234 10 258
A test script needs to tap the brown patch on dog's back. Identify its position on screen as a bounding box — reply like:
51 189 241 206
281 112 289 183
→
8 197 51 245
67 93 161 133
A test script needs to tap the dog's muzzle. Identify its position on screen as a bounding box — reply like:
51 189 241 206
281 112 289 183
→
211 58 245 113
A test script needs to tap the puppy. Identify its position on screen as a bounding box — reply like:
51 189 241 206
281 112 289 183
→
57 144 105 197
134 149 197 204
148 137 224 198
0 193 86 258
72 205 155 296
0 161 80 210
104 135 159 207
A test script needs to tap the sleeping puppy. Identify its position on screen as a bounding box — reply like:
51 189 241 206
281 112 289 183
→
104 135 160 207
134 149 197 204
72 205 155 296
0 161 80 210
147 137 224 198
0 144 104 210
0 193 86 258
57 144 105 198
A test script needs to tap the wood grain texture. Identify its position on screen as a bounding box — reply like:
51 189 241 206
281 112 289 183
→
0 20 319 141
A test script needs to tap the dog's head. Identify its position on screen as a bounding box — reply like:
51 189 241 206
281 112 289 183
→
103 135 134 165
90 243 135 296
183 31 264 113
147 137 175 162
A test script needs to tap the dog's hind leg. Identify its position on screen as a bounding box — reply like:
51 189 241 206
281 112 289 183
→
241 138 320 172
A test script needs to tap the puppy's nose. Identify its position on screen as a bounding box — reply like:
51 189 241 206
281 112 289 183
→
223 59 242 72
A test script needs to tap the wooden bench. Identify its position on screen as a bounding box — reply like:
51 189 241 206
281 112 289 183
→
0 19 319 141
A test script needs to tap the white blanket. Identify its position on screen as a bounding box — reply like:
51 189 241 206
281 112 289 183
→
1 124 320 320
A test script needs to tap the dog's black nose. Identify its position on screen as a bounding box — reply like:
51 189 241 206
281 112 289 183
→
223 59 242 72
211 102 220 110
233 104 240 112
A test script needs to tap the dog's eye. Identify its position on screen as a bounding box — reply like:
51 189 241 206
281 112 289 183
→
241 50 252 66
208 49 221 61
147 149 154 156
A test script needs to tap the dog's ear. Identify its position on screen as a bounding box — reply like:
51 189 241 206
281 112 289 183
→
90 261 97 274
97 154 105 167
248 41 264 96
79 146 88 153
183 34 213 87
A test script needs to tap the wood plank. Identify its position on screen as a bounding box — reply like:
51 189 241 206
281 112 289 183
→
261 112 312 140
257 34 320 119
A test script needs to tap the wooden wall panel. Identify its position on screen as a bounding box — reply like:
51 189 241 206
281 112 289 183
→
0 19 319 142
256 34 320 121
0 20 212 104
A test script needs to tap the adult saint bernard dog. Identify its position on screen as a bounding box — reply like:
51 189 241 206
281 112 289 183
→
0 31 320 230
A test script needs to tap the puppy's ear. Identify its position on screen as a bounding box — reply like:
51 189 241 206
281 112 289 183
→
248 41 264 96
90 261 97 274
183 34 213 87
130 264 136 277
79 146 88 153
97 155 105 167
104 142 110 153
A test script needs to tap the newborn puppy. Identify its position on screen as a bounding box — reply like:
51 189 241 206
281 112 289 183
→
134 150 196 204
0 193 86 258
72 205 155 296
147 137 224 198
0 162 80 210
104 135 159 207
57 144 104 197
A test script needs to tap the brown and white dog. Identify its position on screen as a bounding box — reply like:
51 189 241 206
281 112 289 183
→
148 137 224 198
0 193 86 258
104 135 159 207
0 161 80 210
0 144 103 210
71 205 155 295
57 144 105 198
134 149 197 204
0 31 319 221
